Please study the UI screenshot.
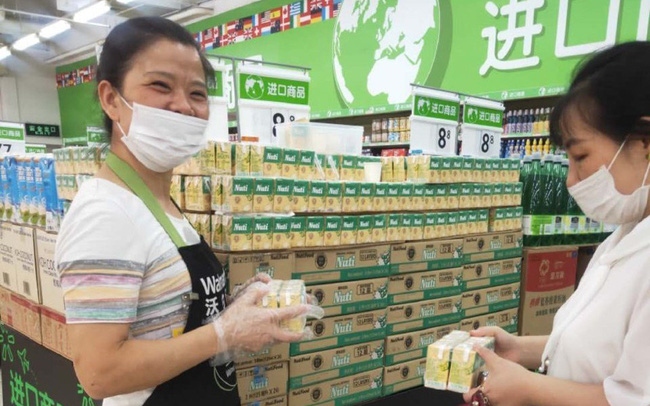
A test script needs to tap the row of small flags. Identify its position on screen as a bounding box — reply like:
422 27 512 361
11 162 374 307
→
56 65 97 89
194 0 343 51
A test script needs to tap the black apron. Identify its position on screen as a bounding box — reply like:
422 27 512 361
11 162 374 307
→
106 153 240 406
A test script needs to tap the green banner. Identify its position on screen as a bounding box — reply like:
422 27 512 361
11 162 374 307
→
413 95 459 121
463 104 503 129
208 69 225 98
25 144 47 154
87 126 107 144
0 124 25 141
238 73 309 105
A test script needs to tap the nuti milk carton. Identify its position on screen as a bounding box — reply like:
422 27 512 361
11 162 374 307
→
216 142 233 175
355 156 368 181
292 180 310 213
412 184 425 211
473 159 485 184
223 215 253 251
305 216 325 247
298 150 316 180
209 175 221 212
324 216 343 247
423 185 436 210
447 336 495 393
423 330 470 390
411 214 424 241
326 182 343 213
282 149 299 179
260 279 307 333
386 214 402 242
274 178 294 214
429 156 442 184
358 183 375 212
342 182 361 213
399 183 413 211
357 215 374 244
381 157 394 183
340 216 358 246
372 215 387 243
263 147 284 178
373 183 388 212
222 176 253 213
235 143 251 176
249 144 264 177
273 217 292 250
434 185 448 210
309 181 327 213
184 176 211 212
340 155 357 182
290 217 307 248
461 158 473 183
211 214 222 249
253 217 274 251
253 178 275 213
447 184 460 210
386 184 400 210
393 157 406 182
324 154 340 181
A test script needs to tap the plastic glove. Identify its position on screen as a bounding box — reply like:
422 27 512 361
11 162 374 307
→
227 273 272 305
212 281 324 365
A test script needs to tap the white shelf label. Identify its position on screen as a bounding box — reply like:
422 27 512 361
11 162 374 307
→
410 118 458 156
461 126 501 158
0 122 26 155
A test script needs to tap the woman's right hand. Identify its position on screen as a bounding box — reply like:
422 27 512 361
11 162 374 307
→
470 326 522 364
211 282 323 361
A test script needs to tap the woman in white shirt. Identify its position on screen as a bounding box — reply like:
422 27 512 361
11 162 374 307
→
464 41 650 406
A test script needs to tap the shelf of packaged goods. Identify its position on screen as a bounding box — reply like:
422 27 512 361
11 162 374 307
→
501 133 550 140
362 142 410 148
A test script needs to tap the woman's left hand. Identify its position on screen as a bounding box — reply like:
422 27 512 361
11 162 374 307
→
462 345 533 406
227 273 272 305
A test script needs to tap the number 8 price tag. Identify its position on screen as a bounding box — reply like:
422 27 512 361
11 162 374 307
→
461 126 501 158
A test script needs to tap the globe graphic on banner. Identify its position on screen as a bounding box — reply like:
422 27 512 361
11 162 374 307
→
244 75 265 99
333 0 440 108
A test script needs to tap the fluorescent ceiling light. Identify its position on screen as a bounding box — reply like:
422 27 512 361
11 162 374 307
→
74 1 110 23
39 20 72 39
13 34 40 51
0 46 11 61
116 0 136 4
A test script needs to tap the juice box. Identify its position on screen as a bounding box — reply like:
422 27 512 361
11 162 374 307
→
482 184 493 208
261 280 307 334
357 215 374 244
424 185 436 210
373 214 387 243
235 143 250 176
263 147 283 178
386 184 400 210
435 212 448 238
309 181 327 213
356 156 367 181
211 214 222 249
489 159 501 184
447 185 460 210
341 215 358 246
471 183 483 209
387 214 402 242
411 214 424 241
305 216 325 246
292 180 310 213
325 155 341 181
457 211 469 236
209 175 221 212
324 216 343 247
478 210 489 234
359 183 375 211
424 213 437 240
483 159 494 184
273 217 292 250
253 178 275 213
406 156 420 182
393 157 406 182
282 149 300 179
274 178 294 214
374 183 388 212
340 155 357 181
418 155 431 183
467 211 479 235
473 159 485 184
447 336 495 393
412 184 425 211
446 212 459 238
433 185 448 210
462 158 473 183
199 142 217 174
222 176 254 213
513 182 523 206
342 182 361 213
450 157 463 183
223 215 253 251
290 217 307 248
381 157 394 183
424 330 471 390
216 142 233 175
171 175 185 210
400 214 413 242
459 184 472 209
249 144 264 177
398 184 414 212
429 156 442 184
503 183 515 207
253 217 274 251
314 153 327 180
509 158 521 182
299 150 315 180
492 183 504 207
499 159 510 182
326 181 343 213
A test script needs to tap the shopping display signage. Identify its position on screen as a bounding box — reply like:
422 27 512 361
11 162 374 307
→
87 126 107 145
460 98 504 158
239 73 309 105
25 144 47 154
24 123 61 138
208 69 225 98
413 95 459 122
410 87 460 156
0 121 26 155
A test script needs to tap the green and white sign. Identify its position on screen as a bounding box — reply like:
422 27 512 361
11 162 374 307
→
206 61 231 142
25 144 47 154
208 68 225 98
87 126 107 145
0 122 26 155
461 97 504 158
410 86 460 156
239 73 309 105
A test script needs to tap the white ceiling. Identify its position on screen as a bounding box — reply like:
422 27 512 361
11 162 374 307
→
0 0 236 67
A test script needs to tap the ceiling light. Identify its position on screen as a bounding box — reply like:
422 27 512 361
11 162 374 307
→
13 34 40 51
73 1 110 23
0 46 11 61
39 20 72 39
116 0 136 4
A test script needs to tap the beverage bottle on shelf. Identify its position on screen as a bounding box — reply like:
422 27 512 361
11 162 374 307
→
514 110 522 134
550 155 567 245
539 154 555 245
525 109 533 134
544 107 552 134
524 152 544 246
534 108 542 135
543 139 551 155
529 109 536 134
524 139 532 156
520 155 533 226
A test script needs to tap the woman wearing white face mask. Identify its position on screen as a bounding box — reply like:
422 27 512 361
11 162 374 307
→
461 42 650 406
54 17 322 406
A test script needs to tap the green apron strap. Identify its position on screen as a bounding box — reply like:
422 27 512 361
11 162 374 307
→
105 152 186 248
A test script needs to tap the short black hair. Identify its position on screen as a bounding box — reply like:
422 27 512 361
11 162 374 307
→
550 41 650 146
96 16 215 136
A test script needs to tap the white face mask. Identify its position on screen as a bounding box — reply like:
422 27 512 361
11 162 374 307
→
115 94 208 173
568 138 650 225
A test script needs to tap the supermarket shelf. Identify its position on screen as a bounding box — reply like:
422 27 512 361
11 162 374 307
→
501 133 550 140
362 142 410 148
